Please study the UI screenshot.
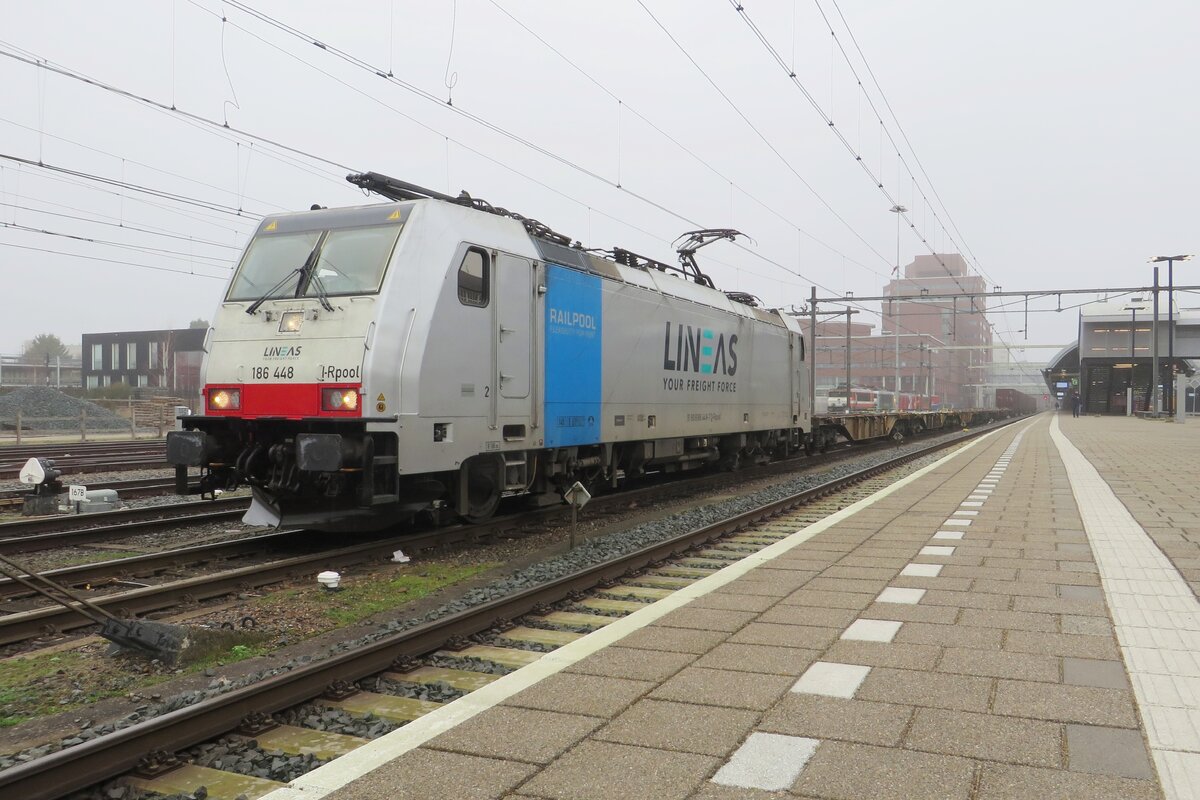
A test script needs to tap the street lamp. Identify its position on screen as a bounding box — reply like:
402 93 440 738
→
1150 255 1193 413
1124 300 1148 412
889 205 907 398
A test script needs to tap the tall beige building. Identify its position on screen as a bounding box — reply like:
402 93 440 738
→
813 254 992 409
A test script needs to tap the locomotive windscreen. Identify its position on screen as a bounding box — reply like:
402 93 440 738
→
226 205 409 302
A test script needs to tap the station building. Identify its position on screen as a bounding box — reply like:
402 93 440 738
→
1043 298 1200 414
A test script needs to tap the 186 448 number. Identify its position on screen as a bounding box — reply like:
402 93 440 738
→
251 366 294 380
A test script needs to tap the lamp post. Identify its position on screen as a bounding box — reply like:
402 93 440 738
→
1150 255 1193 413
1124 300 1148 412
1152 267 1160 413
889 205 907 398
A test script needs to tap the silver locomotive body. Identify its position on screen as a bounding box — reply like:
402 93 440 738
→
168 180 810 530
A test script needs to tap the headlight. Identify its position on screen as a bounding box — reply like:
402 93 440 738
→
209 388 241 410
279 311 304 333
321 388 359 412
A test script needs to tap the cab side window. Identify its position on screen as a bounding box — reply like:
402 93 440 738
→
457 247 490 307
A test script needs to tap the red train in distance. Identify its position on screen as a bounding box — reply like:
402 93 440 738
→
827 387 941 413
994 388 1038 415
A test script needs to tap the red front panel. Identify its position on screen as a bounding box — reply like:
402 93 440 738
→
205 384 362 419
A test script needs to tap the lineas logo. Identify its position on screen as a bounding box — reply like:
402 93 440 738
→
662 322 738 375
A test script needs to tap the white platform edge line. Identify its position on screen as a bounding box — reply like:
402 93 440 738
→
262 422 1026 800
1048 415 1200 799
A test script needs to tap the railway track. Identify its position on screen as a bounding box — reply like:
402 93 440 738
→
0 459 840 644
0 417 1023 800
0 496 250 554
0 422 983 642
0 476 180 509
0 440 169 480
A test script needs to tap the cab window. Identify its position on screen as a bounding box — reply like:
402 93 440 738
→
457 248 489 307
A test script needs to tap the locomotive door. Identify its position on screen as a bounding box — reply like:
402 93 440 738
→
494 253 533 417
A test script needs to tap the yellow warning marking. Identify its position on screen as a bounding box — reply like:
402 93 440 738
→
376 393 386 402
264 220 277 231
387 209 401 220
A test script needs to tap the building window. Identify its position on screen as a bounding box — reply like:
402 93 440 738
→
137 374 148 387
87 375 98 390
149 343 160 370
457 248 489 307
91 343 102 368
102 375 112 387
127 342 137 368
110 343 119 369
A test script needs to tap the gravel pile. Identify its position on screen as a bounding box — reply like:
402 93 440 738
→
0 388 129 431
16 423 1009 788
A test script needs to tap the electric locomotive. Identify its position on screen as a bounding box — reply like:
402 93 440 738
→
167 172 810 531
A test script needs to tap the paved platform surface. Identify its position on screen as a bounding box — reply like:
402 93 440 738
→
267 413 1200 800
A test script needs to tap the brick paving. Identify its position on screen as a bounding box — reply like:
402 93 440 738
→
293 415 1200 800
1058 414 1200 597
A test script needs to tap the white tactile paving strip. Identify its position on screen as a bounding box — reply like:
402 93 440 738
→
791 661 872 698
901 563 942 577
877 587 925 604
712 732 820 791
1049 415 1200 798
842 619 903 642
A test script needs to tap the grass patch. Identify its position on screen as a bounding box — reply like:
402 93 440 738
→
0 560 497 729
0 651 173 727
257 562 498 627
0 637 276 728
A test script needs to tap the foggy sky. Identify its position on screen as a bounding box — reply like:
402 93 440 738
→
2 1 1197 359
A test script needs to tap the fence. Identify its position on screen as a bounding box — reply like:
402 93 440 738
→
0 399 188 443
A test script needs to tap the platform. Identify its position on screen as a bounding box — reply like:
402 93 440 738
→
264 413 1200 800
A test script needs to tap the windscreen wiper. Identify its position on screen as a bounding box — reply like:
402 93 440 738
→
245 267 302 316
307 271 335 312
245 243 321 316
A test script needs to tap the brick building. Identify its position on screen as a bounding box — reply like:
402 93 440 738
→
811 254 993 409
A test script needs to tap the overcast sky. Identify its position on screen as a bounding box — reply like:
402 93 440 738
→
2 1 1197 360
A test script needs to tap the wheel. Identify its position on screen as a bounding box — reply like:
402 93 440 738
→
461 455 502 523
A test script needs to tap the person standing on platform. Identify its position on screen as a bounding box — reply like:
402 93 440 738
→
1072 393 1082 418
